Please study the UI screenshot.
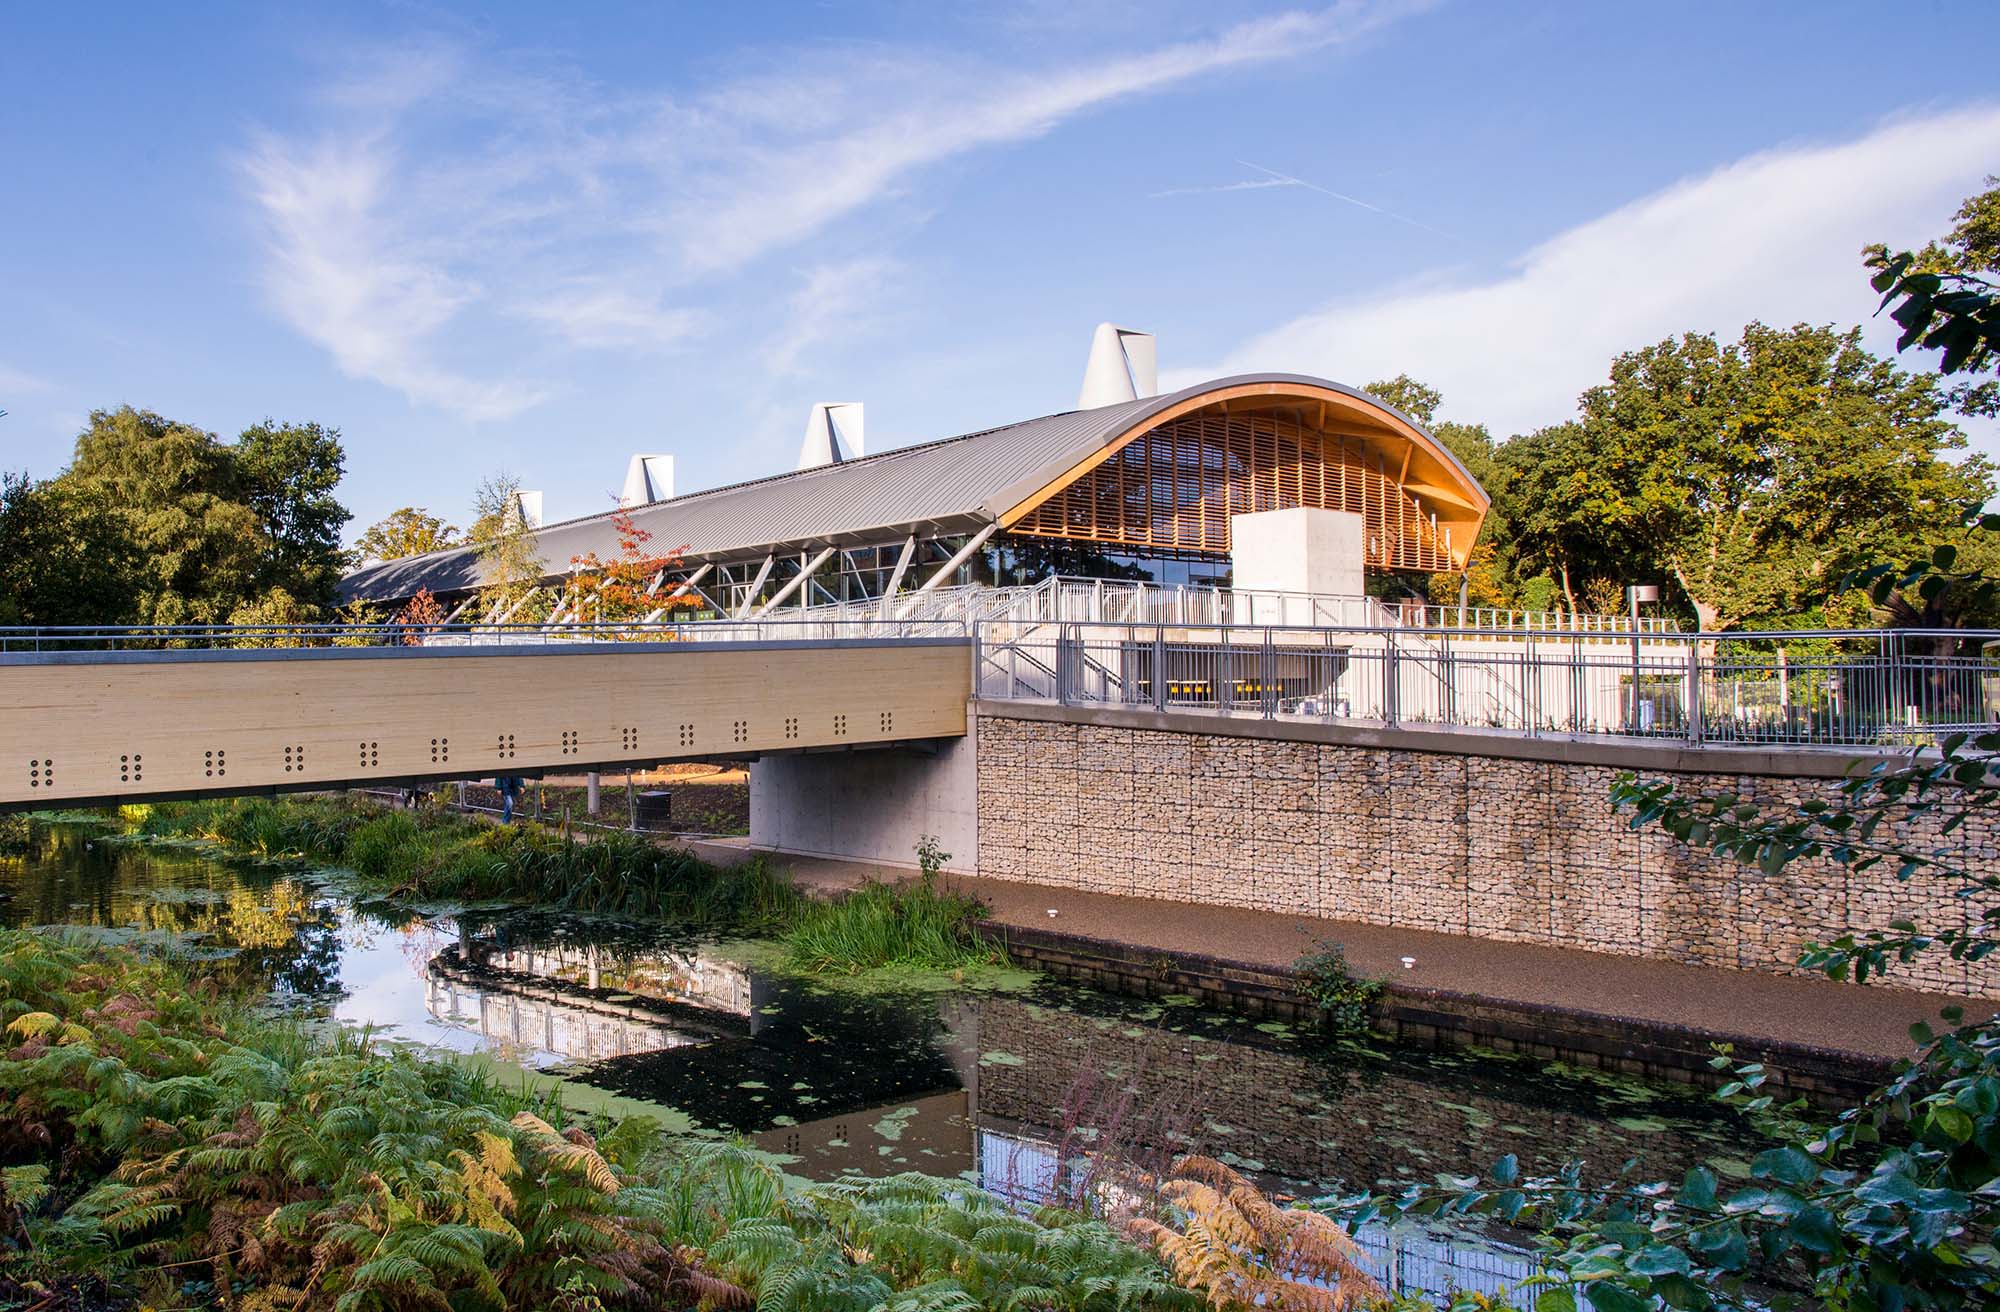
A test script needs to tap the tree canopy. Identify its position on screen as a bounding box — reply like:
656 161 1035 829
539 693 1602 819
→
1371 320 1988 632
356 506 461 563
2 406 352 628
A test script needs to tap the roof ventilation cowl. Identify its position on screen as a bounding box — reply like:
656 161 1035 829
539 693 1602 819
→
798 402 864 470
513 490 543 529
1076 323 1157 410
619 454 675 507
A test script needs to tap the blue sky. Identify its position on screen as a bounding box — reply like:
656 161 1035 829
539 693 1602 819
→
4 1 1999 541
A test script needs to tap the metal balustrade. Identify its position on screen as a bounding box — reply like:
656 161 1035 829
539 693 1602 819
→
800 576 1679 638
974 621 2000 749
0 618 967 653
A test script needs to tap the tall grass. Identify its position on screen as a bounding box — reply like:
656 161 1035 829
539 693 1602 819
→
132 797 996 973
783 876 998 975
137 796 803 931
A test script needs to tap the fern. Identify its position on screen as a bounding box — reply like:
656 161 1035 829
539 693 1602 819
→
1128 1156 1381 1312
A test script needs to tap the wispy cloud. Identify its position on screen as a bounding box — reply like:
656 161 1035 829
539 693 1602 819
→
1149 176 1303 198
1173 106 2000 442
1147 157 1448 235
238 3 1426 420
241 128 553 421
524 282 705 354
0 365 51 397
668 2 1423 273
1234 159 1451 237
765 257 905 376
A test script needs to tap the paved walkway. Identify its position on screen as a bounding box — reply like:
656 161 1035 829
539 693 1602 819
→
685 838 1986 1064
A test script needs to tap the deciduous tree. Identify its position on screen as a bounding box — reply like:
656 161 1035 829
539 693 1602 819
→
0 471 140 626
1507 324 1985 631
356 506 460 562
468 472 546 619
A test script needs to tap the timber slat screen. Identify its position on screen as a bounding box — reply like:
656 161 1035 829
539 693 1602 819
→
1008 409 1455 571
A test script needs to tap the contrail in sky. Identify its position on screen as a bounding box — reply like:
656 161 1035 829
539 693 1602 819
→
1226 158 1454 239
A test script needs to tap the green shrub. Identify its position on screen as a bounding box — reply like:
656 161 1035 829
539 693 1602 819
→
1293 939 1384 1035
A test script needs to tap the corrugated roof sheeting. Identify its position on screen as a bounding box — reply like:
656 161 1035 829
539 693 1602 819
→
339 374 1479 603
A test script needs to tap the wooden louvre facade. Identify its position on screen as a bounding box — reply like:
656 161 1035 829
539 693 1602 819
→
1004 405 1462 572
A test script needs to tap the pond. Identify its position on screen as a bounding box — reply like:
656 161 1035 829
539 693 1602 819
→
0 818 1769 1302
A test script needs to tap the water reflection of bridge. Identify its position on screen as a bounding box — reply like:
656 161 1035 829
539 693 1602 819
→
423 936 1540 1301
424 939 757 1066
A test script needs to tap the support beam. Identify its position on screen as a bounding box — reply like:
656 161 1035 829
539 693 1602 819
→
913 522 998 595
440 596 475 625
493 588 542 625
877 535 918 619
733 555 776 619
754 547 836 617
640 562 711 623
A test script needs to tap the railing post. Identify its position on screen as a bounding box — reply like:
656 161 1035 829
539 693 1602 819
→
1383 631 1400 726
1442 630 1456 726
1685 640 1704 746
1058 624 1073 706
1261 627 1276 719
1153 627 1168 712
1524 635 1537 736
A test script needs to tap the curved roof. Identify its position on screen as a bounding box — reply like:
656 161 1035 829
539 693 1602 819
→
340 373 1488 603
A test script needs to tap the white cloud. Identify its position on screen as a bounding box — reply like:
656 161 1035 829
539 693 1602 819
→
238 3 1424 420
0 365 50 397
668 1 1423 273
524 282 705 354
764 256 904 376
241 130 553 421
1150 176 1303 198
1173 106 2000 439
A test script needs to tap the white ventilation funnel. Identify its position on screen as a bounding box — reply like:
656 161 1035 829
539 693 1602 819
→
797 402 864 470
513 490 543 529
619 454 675 507
1076 323 1158 409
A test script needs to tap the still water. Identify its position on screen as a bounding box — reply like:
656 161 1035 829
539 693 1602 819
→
0 820 1767 1300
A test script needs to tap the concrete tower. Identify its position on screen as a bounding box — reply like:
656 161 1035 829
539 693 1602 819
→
797 402 864 470
1076 323 1157 410
619 454 675 507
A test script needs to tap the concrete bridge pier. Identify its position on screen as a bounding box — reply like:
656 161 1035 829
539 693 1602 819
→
747 723 980 875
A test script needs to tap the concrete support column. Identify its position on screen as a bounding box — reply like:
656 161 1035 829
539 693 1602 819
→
749 725 979 874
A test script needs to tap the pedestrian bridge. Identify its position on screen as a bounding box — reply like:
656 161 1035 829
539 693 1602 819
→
0 630 972 812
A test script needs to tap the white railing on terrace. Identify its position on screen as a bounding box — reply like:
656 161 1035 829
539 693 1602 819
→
0 618 966 653
799 576 1679 639
973 621 2000 750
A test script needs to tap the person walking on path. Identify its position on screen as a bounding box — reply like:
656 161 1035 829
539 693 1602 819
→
495 776 524 823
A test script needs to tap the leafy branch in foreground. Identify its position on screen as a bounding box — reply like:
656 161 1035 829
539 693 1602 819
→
1865 249 2000 381
1338 1011 2000 1312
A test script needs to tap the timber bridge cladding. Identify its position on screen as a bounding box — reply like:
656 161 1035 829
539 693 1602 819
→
0 635 972 811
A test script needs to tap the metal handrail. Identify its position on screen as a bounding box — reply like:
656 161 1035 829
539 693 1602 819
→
971 620 2000 750
0 618 968 653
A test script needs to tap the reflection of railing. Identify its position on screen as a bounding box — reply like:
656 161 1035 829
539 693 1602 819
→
422 972 706 1065
422 938 758 1066
457 941 755 1017
975 622 2000 749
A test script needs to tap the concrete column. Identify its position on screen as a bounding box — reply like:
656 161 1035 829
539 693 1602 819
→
748 725 979 873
